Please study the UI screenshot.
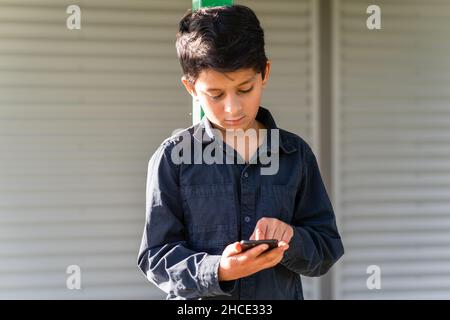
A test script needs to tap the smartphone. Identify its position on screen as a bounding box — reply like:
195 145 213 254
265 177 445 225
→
240 239 278 252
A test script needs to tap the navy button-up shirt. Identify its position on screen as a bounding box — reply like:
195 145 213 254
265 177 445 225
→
137 106 344 300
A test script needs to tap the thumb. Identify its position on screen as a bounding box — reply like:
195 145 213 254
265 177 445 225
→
223 241 242 257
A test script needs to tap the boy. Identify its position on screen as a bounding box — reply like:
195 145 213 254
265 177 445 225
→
137 5 344 300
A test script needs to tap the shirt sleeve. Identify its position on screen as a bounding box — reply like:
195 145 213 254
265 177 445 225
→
280 144 344 277
137 141 234 299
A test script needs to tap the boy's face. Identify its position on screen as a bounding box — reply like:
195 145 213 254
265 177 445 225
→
182 61 271 134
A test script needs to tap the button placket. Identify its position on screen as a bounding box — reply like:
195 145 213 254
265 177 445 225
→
239 169 255 242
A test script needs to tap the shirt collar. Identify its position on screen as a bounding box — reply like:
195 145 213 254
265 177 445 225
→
193 106 297 154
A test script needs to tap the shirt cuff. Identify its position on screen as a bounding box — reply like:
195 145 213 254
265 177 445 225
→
281 226 303 265
198 254 236 297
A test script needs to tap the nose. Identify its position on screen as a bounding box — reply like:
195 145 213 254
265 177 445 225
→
224 94 243 116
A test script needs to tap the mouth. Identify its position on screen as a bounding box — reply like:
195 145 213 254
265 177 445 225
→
224 115 246 126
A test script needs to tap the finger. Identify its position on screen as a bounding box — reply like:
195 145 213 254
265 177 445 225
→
223 242 242 257
279 224 294 244
255 227 265 240
266 224 276 240
279 229 287 243
278 240 288 248
252 220 267 240
263 222 269 238
256 249 287 270
260 244 289 264
245 244 269 259
261 243 289 259
257 220 269 240
281 231 293 244
274 242 289 253
273 228 284 241
277 241 289 255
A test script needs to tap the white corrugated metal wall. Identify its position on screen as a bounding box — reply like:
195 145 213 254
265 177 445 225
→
333 0 450 299
0 0 190 299
0 0 319 299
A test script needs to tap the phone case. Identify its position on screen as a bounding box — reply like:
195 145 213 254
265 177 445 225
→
240 239 278 251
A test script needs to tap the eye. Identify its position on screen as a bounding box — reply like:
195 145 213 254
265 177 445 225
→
239 87 254 94
210 93 224 100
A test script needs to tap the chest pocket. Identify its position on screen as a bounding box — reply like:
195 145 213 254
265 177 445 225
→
258 185 297 224
180 183 238 253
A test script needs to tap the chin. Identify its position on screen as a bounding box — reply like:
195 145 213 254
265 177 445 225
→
222 124 247 131
222 117 250 130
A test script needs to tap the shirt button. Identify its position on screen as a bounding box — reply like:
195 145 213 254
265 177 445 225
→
244 216 251 223
243 172 249 178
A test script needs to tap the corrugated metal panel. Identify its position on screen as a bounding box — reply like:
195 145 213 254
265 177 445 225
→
0 0 190 299
239 0 320 299
242 0 318 147
0 0 318 299
333 0 450 299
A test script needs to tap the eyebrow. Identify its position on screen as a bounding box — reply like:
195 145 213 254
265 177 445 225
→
205 75 257 92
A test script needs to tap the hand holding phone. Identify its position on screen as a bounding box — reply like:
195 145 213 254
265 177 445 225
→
218 240 289 281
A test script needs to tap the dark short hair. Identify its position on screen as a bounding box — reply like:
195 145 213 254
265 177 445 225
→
176 5 268 85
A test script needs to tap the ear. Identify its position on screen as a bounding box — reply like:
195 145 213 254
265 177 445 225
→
181 76 198 99
261 60 271 89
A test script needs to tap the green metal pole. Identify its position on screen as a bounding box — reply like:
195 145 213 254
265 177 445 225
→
192 0 233 125
193 0 233 11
